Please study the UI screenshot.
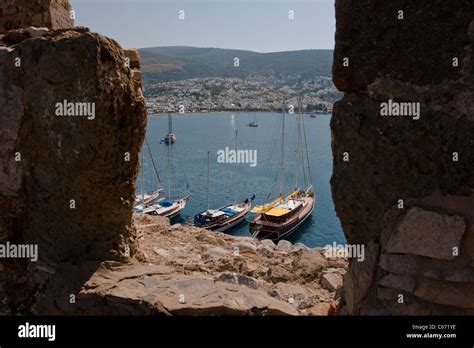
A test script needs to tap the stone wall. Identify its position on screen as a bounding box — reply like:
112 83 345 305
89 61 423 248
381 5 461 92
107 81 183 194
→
0 0 73 34
332 0 474 314
0 2 146 313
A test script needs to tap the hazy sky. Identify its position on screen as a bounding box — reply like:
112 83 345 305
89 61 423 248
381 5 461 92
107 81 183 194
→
70 0 335 52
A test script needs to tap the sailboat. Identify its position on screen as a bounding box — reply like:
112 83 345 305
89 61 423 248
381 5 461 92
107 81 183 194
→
134 137 163 210
247 112 258 127
134 137 191 219
249 99 315 241
194 131 253 232
162 113 176 144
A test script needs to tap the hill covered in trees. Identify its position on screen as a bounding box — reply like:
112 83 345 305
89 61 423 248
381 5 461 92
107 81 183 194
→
140 46 333 84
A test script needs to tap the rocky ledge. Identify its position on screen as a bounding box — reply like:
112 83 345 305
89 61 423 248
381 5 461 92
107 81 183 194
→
77 214 347 316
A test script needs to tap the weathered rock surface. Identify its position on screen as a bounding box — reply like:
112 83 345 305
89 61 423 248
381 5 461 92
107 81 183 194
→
0 1 146 314
385 207 466 260
75 214 347 316
333 0 474 91
1 29 146 263
332 0 474 314
321 273 343 292
0 0 74 34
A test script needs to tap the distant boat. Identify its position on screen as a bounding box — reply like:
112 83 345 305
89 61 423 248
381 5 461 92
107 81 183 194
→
247 112 258 127
162 113 176 144
163 133 176 144
310 114 317 118
194 132 253 232
134 137 191 219
249 98 315 241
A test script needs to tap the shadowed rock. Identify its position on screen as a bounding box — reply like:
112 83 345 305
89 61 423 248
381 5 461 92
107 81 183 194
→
332 0 474 315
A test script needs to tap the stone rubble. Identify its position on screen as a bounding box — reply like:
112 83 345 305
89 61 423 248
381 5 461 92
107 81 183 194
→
77 214 348 316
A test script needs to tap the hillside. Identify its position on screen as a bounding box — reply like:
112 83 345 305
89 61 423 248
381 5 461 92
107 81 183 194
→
140 46 333 83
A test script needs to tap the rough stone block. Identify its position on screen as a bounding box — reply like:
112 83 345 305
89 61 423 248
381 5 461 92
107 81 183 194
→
0 0 73 34
333 0 474 91
414 277 474 309
385 207 466 260
321 272 343 292
379 253 418 275
377 273 415 293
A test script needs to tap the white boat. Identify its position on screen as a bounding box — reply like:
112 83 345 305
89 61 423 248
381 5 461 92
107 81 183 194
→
162 113 176 144
139 194 191 219
247 113 258 127
134 188 162 207
135 136 191 219
163 132 176 144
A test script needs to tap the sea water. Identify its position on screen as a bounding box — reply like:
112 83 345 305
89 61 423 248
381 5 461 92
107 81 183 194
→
139 112 346 247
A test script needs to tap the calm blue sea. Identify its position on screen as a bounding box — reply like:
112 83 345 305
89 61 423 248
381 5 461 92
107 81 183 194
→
139 112 346 247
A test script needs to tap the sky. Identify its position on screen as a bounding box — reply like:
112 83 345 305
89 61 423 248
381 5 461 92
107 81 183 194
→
70 0 335 52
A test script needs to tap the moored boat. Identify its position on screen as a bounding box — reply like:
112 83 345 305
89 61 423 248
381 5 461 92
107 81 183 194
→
139 194 191 219
249 187 314 241
162 113 176 144
250 98 315 241
194 131 253 232
247 112 258 127
134 188 162 208
134 136 191 219
194 199 252 232
163 132 176 144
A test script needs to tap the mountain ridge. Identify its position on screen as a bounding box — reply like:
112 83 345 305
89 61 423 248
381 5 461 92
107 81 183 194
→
140 46 334 83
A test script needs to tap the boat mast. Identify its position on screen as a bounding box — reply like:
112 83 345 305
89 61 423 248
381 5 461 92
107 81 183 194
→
168 113 172 134
207 150 211 211
301 113 313 187
280 102 285 196
145 136 162 188
296 97 302 190
234 130 238 205
168 145 171 198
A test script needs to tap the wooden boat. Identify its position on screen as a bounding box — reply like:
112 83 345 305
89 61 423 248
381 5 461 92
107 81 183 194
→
194 131 253 232
249 98 315 241
249 187 314 241
194 199 252 232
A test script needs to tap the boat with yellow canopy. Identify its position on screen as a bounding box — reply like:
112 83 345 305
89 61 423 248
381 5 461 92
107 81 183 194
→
249 99 315 241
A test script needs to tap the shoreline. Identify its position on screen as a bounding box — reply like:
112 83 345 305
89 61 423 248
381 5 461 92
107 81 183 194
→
148 111 332 116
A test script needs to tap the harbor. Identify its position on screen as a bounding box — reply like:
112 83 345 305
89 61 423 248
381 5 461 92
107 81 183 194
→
136 111 345 247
